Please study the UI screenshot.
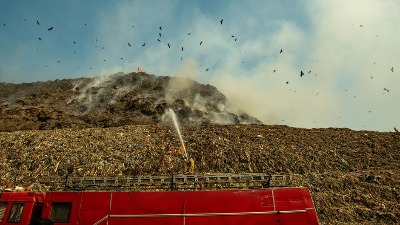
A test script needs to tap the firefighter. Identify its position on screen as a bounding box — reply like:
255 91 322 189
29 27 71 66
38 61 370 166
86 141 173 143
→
4 183 13 192
168 146 175 154
189 158 195 173
178 145 185 155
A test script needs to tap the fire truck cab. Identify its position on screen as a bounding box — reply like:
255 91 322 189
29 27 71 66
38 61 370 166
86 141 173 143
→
0 192 45 225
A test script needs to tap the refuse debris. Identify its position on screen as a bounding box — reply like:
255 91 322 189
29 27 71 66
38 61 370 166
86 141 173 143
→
0 125 399 224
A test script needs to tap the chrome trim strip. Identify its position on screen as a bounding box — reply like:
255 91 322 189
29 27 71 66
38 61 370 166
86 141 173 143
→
278 210 306 214
109 209 309 218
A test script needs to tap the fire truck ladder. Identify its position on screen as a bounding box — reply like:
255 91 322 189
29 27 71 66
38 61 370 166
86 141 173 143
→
40 173 291 191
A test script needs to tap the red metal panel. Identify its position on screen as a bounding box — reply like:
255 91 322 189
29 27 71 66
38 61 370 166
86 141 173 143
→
77 192 110 225
273 188 311 211
185 214 275 225
0 192 44 203
108 191 185 225
273 188 319 225
306 209 320 225
188 190 274 212
277 212 308 225
184 190 276 225
107 190 278 225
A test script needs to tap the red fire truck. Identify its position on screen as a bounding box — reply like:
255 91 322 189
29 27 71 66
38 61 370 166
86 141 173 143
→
0 174 320 225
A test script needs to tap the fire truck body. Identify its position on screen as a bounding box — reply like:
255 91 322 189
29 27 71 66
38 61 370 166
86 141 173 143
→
0 187 319 225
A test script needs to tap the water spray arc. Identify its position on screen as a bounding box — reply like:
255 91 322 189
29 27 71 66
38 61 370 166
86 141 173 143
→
167 108 188 159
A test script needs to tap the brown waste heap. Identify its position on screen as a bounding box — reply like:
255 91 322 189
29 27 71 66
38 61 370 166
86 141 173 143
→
0 125 399 224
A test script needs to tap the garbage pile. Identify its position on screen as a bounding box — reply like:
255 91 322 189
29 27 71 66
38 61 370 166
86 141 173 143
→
0 72 261 132
0 124 399 224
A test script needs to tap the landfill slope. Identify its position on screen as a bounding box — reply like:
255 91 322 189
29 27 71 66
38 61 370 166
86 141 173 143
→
0 72 260 132
0 125 399 224
1 73 399 224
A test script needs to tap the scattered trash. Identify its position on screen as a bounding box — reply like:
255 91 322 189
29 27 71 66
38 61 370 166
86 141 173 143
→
0 125 399 224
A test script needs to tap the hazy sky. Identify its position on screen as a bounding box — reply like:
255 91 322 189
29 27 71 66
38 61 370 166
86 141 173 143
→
1 0 399 131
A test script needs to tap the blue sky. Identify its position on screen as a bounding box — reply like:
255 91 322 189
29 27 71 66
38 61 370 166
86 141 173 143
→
1 0 399 131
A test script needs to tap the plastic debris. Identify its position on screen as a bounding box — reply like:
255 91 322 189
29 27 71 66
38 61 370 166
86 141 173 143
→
0 125 398 224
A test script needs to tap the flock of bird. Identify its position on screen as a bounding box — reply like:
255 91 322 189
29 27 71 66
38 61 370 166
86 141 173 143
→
2 15 399 130
4 18 239 73
2 18 396 94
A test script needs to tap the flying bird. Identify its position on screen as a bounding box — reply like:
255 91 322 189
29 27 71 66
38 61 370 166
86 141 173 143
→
384 88 389 92
300 71 304 77
157 39 161 42
220 19 223 25
159 26 162 30
128 43 131 47
181 47 183 51
187 32 191 35
273 70 276 73
206 68 209 71
47 26 53 31
280 49 283 53
37 20 40 25
391 67 394 72
200 41 203 45
167 43 171 48
394 127 399 133
308 71 311 74
73 41 76 44
2 23 5 26
159 32 161 37
38 37 42 41
142 43 146 47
